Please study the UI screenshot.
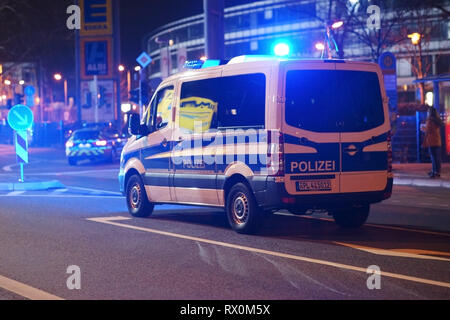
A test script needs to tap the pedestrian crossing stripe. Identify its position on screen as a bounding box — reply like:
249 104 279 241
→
15 130 28 164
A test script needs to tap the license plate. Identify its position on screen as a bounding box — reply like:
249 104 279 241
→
296 180 332 192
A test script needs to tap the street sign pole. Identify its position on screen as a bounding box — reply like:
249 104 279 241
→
139 69 143 117
7 105 34 183
136 52 152 117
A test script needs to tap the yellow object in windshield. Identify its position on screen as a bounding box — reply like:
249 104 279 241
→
179 97 218 132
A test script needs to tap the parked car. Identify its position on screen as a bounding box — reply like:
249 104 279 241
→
66 127 126 165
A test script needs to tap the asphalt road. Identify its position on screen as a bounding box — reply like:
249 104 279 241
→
0 147 449 300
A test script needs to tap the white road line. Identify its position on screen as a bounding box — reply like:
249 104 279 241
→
276 212 450 237
32 169 118 176
0 275 63 300
68 186 122 195
2 164 16 172
88 216 450 290
6 191 25 196
52 189 69 193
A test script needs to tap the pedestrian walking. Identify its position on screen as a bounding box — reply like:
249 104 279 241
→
422 107 443 178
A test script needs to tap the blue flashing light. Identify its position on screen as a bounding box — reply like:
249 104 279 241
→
201 59 221 68
273 42 291 57
184 60 204 69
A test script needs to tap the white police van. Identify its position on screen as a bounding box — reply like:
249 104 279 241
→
119 56 393 234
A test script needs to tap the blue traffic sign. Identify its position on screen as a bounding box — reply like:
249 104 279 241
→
7 104 34 131
137 52 152 69
24 85 36 96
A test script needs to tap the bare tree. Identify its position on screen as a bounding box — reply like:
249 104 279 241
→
398 0 448 104
0 0 74 74
346 0 408 62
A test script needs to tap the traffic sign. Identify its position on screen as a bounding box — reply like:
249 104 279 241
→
136 52 152 69
15 130 29 165
7 104 34 132
24 86 36 97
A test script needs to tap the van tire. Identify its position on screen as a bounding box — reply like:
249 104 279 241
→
333 205 370 229
126 174 154 218
226 183 263 234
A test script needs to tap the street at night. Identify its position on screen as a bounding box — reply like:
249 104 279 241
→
0 146 449 300
1 0 450 308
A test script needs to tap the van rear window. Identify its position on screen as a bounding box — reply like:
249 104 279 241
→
285 70 384 132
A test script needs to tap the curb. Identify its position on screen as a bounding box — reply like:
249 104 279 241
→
394 178 450 189
0 180 65 191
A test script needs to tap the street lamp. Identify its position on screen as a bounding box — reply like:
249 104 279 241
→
408 32 421 45
118 65 125 72
53 73 68 106
19 80 25 85
331 20 344 30
134 66 141 72
315 42 325 51
4 79 11 86
321 20 344 59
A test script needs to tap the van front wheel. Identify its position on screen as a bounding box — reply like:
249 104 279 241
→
126 174 154 218
333 205 370 229
226 183 263 234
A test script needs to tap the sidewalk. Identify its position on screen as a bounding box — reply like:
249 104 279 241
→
0 144 59 156
393 163 450 189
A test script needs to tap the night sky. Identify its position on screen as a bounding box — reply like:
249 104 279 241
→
119 0 203 66
119 0 255 66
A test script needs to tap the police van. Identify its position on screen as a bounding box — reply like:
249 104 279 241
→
119 56 393 234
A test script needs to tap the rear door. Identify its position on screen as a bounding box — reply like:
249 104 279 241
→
335 63 390 193
282 62 341 195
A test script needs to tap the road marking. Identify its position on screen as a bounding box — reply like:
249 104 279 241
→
32 169 118 176
88 216 450 289
334 242 450 262
68 186 122 195
2 164 16 172
6 191 25 196
276 212 450 237
0 275 63 300
52 188 68 193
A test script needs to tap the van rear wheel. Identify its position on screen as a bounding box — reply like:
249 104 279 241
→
226 183 263 234
126 174 154 218
333 205 370 229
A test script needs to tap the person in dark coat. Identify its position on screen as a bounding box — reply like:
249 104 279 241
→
422 107 443 178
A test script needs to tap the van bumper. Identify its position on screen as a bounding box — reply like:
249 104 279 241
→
252 177 393 211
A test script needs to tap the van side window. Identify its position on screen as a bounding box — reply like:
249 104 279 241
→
147 86 174 131
218 73 265 129
179 73 266 132
180 78 221 133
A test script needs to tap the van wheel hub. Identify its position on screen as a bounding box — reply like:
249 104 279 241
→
130 185 141 209
233 193 249 224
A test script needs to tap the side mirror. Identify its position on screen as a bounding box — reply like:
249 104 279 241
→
128 114 148 136
128 114 140 136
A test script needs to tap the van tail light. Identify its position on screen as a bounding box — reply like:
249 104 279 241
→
267 130 284 177
387 131 393 173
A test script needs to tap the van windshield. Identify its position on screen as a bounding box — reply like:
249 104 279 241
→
285 70 384 132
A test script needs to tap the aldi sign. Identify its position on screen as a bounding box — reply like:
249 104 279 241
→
81 38 113 79
80 0 113 36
